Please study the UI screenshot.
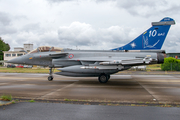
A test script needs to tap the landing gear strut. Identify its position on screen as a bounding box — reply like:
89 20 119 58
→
98 74 110 83
48 67 54 81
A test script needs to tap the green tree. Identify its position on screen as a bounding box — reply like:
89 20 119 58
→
161 57 180 71
0 37 10 60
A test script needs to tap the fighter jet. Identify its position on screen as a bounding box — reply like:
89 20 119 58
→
7 17 175 83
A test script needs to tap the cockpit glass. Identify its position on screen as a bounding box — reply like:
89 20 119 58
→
28 46 63 54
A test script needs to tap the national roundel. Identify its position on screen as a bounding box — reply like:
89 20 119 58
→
68 54 74 59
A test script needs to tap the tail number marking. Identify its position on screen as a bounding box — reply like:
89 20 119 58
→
149 30 157 37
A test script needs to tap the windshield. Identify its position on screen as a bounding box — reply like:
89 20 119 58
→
28 46 63 54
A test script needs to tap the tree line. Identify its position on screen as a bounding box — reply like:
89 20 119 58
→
161 57 180 71
0 37 10 60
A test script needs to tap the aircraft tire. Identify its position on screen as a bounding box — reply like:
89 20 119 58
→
98 74 108 83
48 76 53 81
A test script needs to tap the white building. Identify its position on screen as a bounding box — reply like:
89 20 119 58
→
24 44 33 52
14 47 24 51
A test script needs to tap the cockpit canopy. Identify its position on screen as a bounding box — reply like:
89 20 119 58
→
28 46 63 54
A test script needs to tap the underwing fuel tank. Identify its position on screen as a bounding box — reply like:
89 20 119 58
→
57 65 120 73
55 72 101 77
55 65 121 77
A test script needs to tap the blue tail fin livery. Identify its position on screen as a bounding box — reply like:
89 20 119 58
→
112 17 175 50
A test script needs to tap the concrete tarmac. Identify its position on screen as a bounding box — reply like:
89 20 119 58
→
0 73 180 104
1 102 180 120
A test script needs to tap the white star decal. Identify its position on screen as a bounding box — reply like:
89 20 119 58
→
131 42 136 48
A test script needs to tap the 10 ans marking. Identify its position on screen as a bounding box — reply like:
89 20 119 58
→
149 30 157 37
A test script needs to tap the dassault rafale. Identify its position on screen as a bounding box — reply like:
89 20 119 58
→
7 17 175 83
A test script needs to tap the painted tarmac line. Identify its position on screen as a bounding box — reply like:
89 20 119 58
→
37 81 77 99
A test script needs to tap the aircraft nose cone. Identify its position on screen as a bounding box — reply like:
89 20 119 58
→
7 56 25 64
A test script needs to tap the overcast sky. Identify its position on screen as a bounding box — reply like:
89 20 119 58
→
0 0 180 52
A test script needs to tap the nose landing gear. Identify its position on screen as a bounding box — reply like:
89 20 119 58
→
48 67 54 81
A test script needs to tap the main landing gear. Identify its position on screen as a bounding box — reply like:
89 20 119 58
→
98 73 110 83
48 67 54 81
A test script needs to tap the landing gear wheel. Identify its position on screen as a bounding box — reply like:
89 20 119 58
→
48 76 53 81
98 74 108 83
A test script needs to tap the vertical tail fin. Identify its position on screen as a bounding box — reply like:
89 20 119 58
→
112 17 175 50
